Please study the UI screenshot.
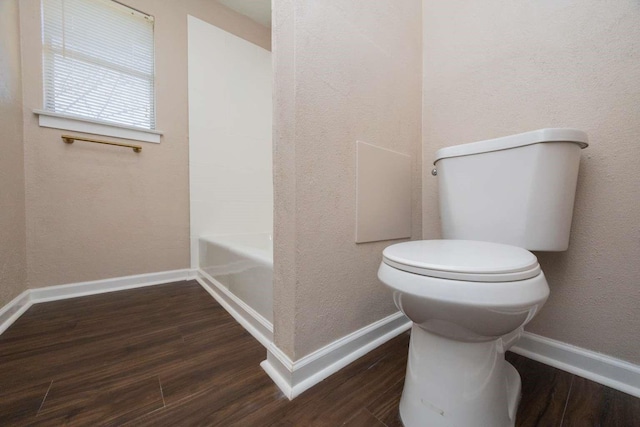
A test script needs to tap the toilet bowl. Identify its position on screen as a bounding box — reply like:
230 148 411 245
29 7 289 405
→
377 129 587 426
378 239 549 427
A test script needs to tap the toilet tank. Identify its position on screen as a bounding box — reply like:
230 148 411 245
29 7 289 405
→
434 129 588 251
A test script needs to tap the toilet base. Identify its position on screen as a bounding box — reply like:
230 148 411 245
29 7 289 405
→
399 325 521 427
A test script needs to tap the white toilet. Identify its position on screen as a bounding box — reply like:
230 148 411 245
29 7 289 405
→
378 129 588 427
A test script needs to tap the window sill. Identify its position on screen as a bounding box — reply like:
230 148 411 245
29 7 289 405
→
33 110 163 143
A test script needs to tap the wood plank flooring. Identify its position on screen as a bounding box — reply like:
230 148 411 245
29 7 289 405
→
0 280 638 426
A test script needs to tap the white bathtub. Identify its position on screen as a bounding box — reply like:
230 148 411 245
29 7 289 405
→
198 233 273 344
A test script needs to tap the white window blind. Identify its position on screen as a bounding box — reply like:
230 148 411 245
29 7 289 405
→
42 0 155 130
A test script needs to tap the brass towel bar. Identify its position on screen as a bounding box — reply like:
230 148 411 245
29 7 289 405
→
62 135 142 153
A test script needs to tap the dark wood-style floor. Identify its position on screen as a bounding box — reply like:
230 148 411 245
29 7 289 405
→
0 281 638 426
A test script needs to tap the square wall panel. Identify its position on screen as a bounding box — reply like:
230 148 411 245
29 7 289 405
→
356 141 412 243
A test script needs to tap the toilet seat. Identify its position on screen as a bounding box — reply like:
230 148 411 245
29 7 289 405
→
383 240 540 282
378 240 551 427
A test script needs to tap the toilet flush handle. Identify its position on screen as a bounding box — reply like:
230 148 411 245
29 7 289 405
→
431 168 438 176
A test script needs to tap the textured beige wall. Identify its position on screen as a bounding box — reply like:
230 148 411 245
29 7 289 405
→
272 0 297 356
0 0 27 306
18 0 270 288
423 0 640 364
273 0 423 359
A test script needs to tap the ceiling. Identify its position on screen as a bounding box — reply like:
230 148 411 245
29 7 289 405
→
218 0 271 29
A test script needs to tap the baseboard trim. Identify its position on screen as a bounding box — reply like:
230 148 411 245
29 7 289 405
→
512 332 640 398
3 271 638 400
0 291 33 335
196 270 273 349
0 268 196 335
29 269 196 303
261 311 411 400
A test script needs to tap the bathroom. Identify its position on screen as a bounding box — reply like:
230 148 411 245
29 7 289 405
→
0 0 639 425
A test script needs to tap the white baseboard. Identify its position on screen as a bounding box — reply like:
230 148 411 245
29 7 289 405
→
196 269 273 349
3 270 639 401
511 332 640 398
261 311 411 400
0 268 196 335
29 269 196 303
0 291 33 335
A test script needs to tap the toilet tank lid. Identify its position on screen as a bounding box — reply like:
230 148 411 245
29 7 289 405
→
433 128 589 165
382 240 541 282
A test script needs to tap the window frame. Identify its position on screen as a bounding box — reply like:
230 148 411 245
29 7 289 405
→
35 0 162 143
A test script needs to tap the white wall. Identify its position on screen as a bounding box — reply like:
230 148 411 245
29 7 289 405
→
188 15 273 267
17 0 269 289
422 0 640 365
0 0 27 305
272 0 423 359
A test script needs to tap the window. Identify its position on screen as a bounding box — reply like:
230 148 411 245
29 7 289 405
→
39 0 159 141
